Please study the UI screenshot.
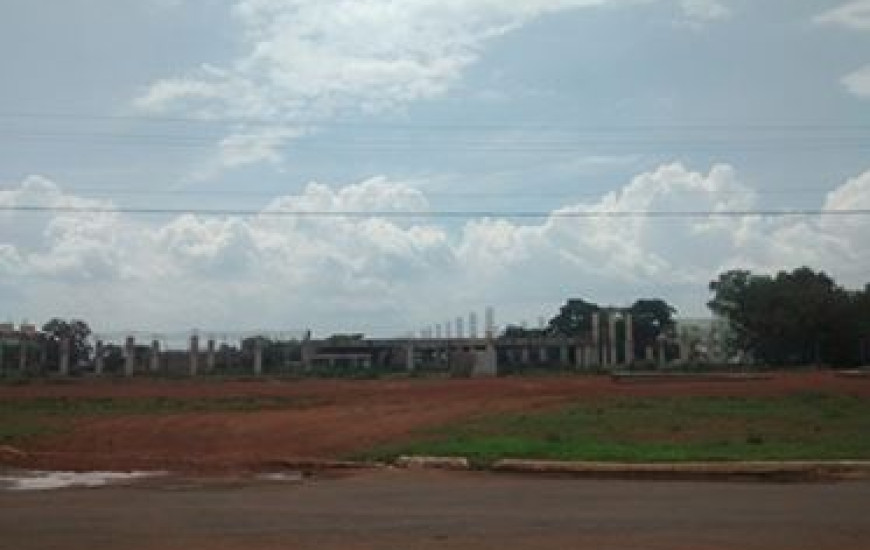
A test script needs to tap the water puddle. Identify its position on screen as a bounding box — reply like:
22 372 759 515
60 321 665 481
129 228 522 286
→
0 471 165 492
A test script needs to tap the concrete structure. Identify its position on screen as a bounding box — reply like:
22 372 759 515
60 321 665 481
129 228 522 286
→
469 312 478 339
608 312 618 368
206 339 216 372
624 313 634 366
124 336 136 377
95 340 104 375
59 337 70 376
485 307 495 339
189 334 199 377
150 340 161 373
590 313 601 368
253 338 263 376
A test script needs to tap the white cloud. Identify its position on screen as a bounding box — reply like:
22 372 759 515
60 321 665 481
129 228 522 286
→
815 0 870 30
3 164 870 332
842 64 870 98
679 0 730 23
135 0 729 178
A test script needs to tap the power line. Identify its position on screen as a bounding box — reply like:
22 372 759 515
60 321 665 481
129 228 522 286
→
1 111 869 131
2 204 869 219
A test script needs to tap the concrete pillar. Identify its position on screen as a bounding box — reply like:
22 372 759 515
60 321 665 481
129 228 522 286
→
472 342 498 377
590 313 600 367
435 324 442 339
521 347 531 365
189 334 199 377
405 343 415 371
608 313 617 368
645 345 655 363
206 339 216 373
679 330 691 365
560 345 570 366
469 312 478 339
624 313 634 366
301 341 314 371
253 338 263 376
538 346 548 364
124 336 136 377
150 340 161 373
19 339 27 371
658 338 667 369
456 317 464 339
445 321 452 340
485 307 495 339
95 340 104 375
59 337 70 376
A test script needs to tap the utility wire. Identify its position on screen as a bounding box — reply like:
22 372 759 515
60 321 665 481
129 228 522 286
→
2 204 869 219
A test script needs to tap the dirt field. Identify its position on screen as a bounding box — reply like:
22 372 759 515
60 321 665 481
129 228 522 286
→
3 372 869 472
3 469 870 550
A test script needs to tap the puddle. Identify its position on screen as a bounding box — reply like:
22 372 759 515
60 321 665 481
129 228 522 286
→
256 472 305 483
0 471 165 492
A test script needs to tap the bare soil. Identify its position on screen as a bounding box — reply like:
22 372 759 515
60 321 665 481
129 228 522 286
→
2 372 868 472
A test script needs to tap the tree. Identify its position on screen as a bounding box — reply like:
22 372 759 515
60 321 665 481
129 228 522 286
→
629 299 676 358
41 318 92 365
708 267 868 367
547 299 600 337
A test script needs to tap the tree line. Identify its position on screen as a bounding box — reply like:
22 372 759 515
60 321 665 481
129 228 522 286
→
709 267 870 367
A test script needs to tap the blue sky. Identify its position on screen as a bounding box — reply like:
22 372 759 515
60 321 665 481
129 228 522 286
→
1 0 869 336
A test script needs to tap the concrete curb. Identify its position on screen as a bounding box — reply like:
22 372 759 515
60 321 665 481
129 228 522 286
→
491 459 870 481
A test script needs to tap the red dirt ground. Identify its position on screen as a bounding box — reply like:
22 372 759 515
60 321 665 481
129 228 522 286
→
3 372 869 472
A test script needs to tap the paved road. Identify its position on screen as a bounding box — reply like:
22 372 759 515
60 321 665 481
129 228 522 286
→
2 470 869 550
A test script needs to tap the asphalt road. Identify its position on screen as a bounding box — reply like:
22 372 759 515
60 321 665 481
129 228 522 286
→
2 470 869 550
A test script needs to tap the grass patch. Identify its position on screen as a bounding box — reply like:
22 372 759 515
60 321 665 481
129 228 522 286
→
0 396 319 445
358 393 870 465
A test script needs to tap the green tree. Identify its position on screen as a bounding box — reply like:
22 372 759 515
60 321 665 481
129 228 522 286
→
629 299 677 359
547 298 600 337
41 318 92 365
708 267 867 367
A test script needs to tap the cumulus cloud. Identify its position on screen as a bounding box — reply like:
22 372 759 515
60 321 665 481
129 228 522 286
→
815 0 870 30
842 64 870 98
3 164 870 332
678 0 730 24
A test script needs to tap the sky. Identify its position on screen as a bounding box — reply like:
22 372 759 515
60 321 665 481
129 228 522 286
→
1 0 869 336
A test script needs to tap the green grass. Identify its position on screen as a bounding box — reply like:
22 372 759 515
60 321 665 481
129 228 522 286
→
0 396 319 445
358 393 870 465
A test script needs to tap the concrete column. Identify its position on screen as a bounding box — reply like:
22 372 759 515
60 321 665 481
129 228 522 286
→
301 341 314 371
253 339 263 376
445 321 452 340
469 312 478 339
538 346 548 364
485 307 495 339
645 345 655 363
19 340 27 371
608 313 618 368
124 336 136 377
150 340 160 373
189 334 199 377
456 317 464 339
207 339 216 373
560 345 570 367
59 337 70 376
590 313 600 367
624 313 634 367
472 342 498 377
679 331 691 365
658 338 667 369
95 340 104 376
521 347 531 365
405 343 415 371
435 324 442 339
